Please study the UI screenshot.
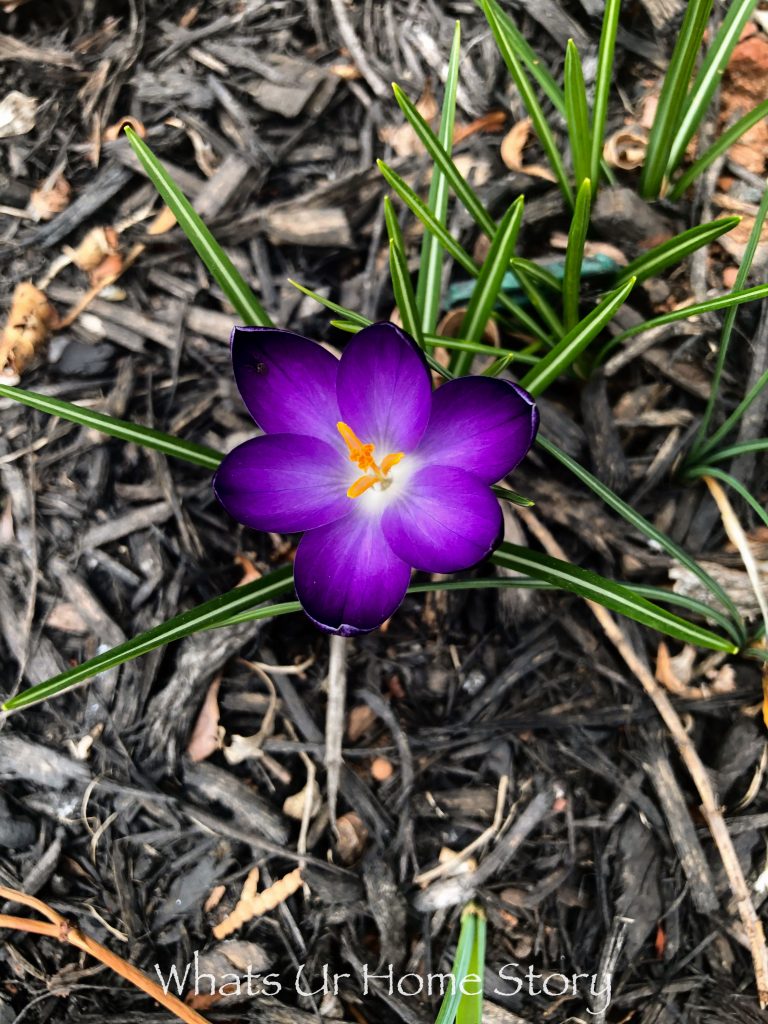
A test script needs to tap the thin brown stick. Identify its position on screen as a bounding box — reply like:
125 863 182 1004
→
518 509 768 1007
0 884 210 1024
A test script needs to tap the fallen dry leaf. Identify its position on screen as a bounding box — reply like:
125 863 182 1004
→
0 282 58 374
213 868 302 940
187 676 222 763
500 118 556 182
453 110 507 144
0 90 37 138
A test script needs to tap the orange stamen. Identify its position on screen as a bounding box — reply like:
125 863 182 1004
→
347 474 379 498
380 451 404 474
336 422 405 499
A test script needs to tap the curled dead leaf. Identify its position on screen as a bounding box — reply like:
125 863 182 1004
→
0 282 58 374
28 175 71 222
500 118 556 182
604 126 648 171
437 307 500 348
104 115 146 142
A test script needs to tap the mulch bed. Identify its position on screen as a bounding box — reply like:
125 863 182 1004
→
1 2 767 1022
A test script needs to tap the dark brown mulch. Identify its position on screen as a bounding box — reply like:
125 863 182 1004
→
1 2 767 1023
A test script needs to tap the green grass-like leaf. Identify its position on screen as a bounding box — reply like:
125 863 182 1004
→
434 909 477 1024
640 0 713 198
392 83 496 239
330 319 540 366
666 0 758 178
616 217 740 287
492 485 535 507
520 276 635 396
695 363 768 459
492 543 737 652
0 382 222 470
385 198 425 347
124 126 272 327
415 21 462 335
537 434 746 636
511 262 563 340
480 0 573 206
378 159 551 343
668 98 768 200
604 282 768 356
562 178 591 332
479 0 566 114
456 905 486 1024
565 40 592 189
696 438 768 462
691 183 768 457
453 196 525 374
288 280 370 326
590 0 621 186
685 465 768 530
2 566 296 711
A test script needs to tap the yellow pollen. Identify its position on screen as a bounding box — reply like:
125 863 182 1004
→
336 421 404 499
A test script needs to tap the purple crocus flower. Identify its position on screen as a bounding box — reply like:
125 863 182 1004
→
213 322 538 636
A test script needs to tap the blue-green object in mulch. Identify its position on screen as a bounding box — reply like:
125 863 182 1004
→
445 252 620 309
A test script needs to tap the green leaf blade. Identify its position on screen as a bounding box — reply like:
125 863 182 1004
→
2 567 297 712
480 0 573 206
392 81 496 239
590 0 621 186
615 217 740 287
0 382 223 470
415 21 462 335
520 276 635 396
640 0 713 198
562 177 591 332
453 196 525 374
666 0 758 177
124 126 272 327
565 40 592 188
492 543 737 653
537 434 745 634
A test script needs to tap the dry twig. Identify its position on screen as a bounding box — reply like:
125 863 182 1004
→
0 884 210 1024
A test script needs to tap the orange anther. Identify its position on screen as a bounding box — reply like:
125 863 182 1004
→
347 474 378 498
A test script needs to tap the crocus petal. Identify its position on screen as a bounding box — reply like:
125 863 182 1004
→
213 433 352 533
231 326 341 446
336 322 432 452
413 377 539 484
381 465 503 573
294 511 411 635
